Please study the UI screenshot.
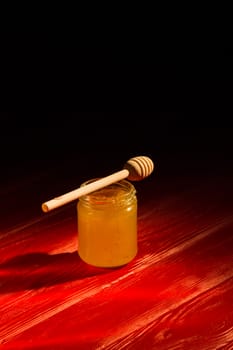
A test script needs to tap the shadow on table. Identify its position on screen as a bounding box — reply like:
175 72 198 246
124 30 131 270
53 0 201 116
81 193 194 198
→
0 251 116 293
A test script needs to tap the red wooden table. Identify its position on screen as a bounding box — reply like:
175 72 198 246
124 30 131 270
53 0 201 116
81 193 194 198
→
0 156 233 349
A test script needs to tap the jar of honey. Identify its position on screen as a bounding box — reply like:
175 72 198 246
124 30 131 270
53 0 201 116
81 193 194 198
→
77 179 137 267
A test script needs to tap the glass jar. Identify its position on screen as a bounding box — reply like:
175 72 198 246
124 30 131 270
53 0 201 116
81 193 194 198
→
77 179 137 268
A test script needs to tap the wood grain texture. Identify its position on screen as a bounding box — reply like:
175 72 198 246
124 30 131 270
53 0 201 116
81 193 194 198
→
0 168 233 349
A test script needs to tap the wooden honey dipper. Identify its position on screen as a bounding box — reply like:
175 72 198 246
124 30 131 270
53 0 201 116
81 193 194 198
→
41 155 154 213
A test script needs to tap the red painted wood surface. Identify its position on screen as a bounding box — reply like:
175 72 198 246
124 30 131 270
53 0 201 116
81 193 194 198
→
1 162 233 349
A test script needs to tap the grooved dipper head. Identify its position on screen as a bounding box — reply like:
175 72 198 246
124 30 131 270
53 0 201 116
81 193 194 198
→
124 156 154 181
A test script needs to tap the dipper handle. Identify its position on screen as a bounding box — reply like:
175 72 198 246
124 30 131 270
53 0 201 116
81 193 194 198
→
42 155 154 213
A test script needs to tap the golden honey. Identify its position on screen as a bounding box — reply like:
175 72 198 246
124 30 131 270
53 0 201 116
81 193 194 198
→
77 179 137 267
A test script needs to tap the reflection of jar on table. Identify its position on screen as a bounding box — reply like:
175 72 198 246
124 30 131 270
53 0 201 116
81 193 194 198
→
77 179 137 268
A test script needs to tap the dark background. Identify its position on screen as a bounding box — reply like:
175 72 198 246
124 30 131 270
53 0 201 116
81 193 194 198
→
0 6 232 222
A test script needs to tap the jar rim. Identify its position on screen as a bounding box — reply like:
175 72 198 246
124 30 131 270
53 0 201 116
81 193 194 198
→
79 179 136 206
